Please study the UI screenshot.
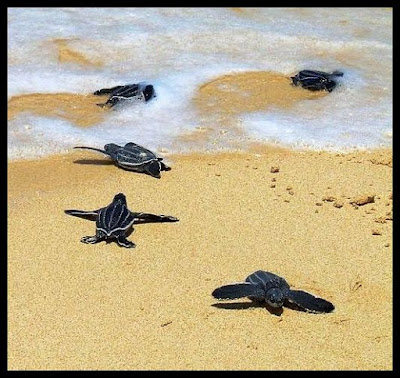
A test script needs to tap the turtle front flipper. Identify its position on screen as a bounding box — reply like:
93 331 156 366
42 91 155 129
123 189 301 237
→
212 283 258 300
81 234 104 244
286 290 334 313
331 70 344 77
73 146 111 156
96 98 119 108
116 233 136 248
160 161 171 171
143 160 162 179
64 209 99 221
291 76 299 86
102 96 122 108
324 80 337 92
132 212 179 224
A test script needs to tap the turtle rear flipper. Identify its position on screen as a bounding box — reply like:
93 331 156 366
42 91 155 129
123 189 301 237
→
212 283 258 300
64 209 99 221
96 102 109 108
116 233 136 248
286 290 334 313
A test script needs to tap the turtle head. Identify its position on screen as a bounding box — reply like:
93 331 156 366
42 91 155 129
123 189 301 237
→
265 288 285 308
291 76 299 86
113 193 127 205
144 160 161 179
142 85 155 102
104 143 121 156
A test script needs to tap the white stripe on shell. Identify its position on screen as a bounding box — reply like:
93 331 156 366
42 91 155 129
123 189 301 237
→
226 281 253 287
101 207 107 230
121 210 133 228
109 202 118 229
114 204 125 228
97 218 135 236
248 271 266 285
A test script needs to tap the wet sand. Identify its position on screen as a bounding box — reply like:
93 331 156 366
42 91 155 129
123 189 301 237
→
53 38 103 67
8 147 392 370
7 93 107 128
7 38 106 127
8 70 323 131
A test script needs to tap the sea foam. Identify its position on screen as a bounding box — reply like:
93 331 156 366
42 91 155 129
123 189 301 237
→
8 7 392 160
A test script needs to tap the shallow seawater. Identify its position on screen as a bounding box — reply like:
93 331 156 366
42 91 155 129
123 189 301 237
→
7 7 392 160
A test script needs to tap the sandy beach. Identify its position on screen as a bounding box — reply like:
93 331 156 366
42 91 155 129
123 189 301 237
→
8 146 392 370
8 31 393 368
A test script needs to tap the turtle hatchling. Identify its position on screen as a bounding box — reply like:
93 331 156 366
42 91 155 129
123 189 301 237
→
65 193 179 248
94 82 155 108
212 270 334 314
73 142 171 179
291 70 344 92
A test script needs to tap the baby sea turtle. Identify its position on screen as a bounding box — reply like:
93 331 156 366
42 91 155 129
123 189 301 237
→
291 70 344 92
65 193 179 248
73 142 171 179
212 270 334 314
94 83 155 108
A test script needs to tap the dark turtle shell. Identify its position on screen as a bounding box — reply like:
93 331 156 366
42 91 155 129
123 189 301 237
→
245 270 290 291
291 70 343 92
245 270 290 303
108 83 154 102
110 142 160 168
94 83 155 107
96 193 135 235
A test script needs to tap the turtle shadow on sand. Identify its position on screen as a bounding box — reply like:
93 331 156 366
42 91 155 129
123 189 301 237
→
212 301 284 316
73 158 166 177
73 158 114 166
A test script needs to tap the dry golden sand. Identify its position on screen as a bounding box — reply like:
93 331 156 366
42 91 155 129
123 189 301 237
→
8 148 392 370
